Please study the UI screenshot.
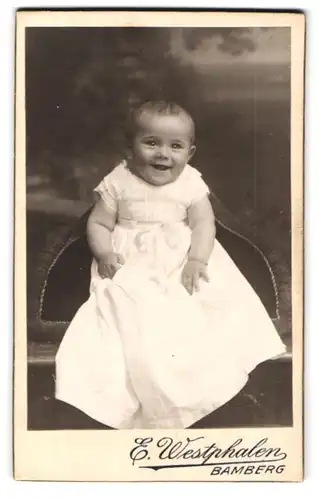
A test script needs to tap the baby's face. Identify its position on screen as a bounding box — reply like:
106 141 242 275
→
129 112 195 186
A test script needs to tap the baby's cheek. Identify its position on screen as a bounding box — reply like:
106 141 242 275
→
176 150 189 161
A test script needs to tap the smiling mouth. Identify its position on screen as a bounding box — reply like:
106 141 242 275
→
151 164 172 171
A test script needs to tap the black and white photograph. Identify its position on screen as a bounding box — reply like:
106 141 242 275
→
14 10 304 482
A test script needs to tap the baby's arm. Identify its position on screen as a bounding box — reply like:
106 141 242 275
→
87 199 123 278
188 196 216 263
182 196 216 294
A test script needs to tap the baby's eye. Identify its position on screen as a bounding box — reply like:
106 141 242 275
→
143 139 157 147
171 143 183 150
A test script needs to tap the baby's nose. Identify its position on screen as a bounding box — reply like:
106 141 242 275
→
155 145 170 159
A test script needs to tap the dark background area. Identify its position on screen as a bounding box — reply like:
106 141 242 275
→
26 26 291 336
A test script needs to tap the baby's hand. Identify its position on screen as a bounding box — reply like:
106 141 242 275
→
98 252 124 279
182 259 209 295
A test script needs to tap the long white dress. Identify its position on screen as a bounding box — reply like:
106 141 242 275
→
55 161 286 429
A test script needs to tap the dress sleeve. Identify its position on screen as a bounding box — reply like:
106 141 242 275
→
93 166 122 212
186 167 210 207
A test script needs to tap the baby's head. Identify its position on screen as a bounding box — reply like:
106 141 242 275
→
126 101 196 186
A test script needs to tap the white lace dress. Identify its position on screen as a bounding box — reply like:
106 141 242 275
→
55 161 286 429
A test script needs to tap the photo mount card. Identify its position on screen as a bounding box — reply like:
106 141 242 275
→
14 10 305 482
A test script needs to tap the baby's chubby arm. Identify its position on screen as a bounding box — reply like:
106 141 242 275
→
87 199 124 278
182 196 216 294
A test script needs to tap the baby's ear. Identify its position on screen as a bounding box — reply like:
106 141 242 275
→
188 145 196 160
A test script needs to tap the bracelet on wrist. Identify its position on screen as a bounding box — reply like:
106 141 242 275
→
187 256 208 266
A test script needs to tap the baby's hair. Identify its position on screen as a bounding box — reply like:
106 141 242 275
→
126 100 196 145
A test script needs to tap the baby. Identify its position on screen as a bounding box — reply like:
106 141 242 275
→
55 101 286 429
87 101 214 294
